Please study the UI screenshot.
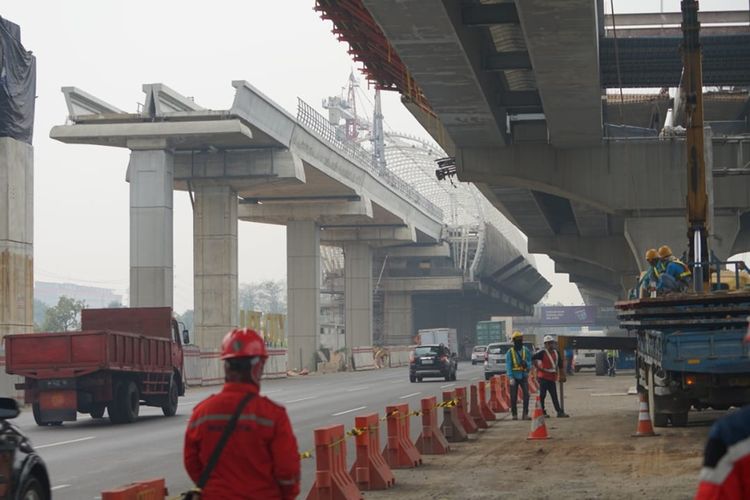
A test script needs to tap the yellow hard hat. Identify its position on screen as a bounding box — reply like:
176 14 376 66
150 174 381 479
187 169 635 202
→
645 248 658 262
511 330 523 340
657 245 673 259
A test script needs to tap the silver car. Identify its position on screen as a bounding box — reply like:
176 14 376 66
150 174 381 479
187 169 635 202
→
471 345 487 365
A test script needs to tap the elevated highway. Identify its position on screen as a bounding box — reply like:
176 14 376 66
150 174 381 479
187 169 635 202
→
50 81 547 367
316 0 750 304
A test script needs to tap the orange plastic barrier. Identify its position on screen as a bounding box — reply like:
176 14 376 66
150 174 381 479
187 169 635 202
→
440 390 468 443
490 375 509 413
455 386 478 434
382 403 422 468
348 414 395 490
501 375 512 408
306 425 363 500
469 384 489 429
415 396 450 454
477 381 496 421
101 478 167 500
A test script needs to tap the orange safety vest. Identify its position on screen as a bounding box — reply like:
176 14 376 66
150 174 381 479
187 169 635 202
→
538 350 558 381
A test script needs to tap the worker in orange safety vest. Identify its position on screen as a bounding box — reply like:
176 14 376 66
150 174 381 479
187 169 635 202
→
532 335 569 418
184 328 300 499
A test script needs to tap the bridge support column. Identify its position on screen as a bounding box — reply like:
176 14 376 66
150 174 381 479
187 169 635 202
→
128 147 173 307
344 243 373 355
287 221 321 371
383 291 413 345
0 138 33 340
193 185 238 349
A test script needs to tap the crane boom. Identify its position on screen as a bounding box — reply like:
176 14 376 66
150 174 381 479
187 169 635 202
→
681 0 709 290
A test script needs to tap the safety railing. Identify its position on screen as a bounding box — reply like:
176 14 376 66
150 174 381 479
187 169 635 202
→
296 98 443 220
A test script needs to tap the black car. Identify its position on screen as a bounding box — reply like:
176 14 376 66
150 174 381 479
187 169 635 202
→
409 344 458 382
0 398 51 500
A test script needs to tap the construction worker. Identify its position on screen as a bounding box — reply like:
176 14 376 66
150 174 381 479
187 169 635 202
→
532 335 569 418
695 323 750 499
656 245 692 294
637 248 661 298
607 349 618 377
184 328 300 499
506 330 533 420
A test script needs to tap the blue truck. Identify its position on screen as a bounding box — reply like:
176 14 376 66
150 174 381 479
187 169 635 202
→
616 293 750 427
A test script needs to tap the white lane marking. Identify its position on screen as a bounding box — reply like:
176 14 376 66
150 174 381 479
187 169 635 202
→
285 396 316 404
440 383 456 388
332 406 367 416
263 390 282 395
36 436 95 449
471 377 479 381
51 485 71 491
399 392 421 399
346 386 369 392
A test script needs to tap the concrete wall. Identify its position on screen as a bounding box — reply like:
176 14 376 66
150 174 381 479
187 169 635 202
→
0 138 33 341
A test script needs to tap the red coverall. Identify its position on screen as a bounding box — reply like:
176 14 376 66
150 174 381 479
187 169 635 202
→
184 382 300 500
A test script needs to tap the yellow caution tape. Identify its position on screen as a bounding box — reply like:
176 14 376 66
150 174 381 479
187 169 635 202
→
300 450 313 460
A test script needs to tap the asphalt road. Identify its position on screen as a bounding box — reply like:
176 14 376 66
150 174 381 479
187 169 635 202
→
14 361 487 499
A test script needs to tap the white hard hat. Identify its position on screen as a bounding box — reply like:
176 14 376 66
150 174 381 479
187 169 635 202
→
543 335 555 343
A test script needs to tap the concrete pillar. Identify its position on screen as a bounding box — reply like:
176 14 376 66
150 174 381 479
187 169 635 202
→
287 221 320 371
128 148 173 307
194 185 238 349
0 138 33 339
344 242 373 351
624 217 686 272
383 291 413 345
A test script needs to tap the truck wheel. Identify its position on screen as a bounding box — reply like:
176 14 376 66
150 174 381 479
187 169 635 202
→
32 403 62 427
594 352 607 376
110 381 140 424
409 374 416 383
574 365 581 373
161 378 179 417
90 404 106 419
670 412 688 427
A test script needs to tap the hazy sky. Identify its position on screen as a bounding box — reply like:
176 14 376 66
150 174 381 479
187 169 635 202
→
2 0 746 313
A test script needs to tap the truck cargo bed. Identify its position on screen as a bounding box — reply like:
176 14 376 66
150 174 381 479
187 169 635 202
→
5 330 175 379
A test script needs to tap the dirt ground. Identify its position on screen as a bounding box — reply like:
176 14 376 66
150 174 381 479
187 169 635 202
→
365 371 722 500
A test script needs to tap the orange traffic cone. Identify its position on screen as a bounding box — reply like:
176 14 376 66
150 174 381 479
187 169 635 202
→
526 395 550 440
632 392 659 437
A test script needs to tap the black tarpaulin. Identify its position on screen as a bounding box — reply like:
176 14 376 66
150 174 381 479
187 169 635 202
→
0 16 35 144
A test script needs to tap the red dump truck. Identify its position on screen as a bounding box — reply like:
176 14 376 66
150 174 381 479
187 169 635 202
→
5 307 189 426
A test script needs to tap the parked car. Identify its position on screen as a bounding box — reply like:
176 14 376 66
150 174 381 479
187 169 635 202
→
484 341 535 380
574 349 599 372
410 344 458 382
471 345 487 365
0 397 51 499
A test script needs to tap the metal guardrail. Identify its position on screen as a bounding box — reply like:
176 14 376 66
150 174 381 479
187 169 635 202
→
296 98 443 219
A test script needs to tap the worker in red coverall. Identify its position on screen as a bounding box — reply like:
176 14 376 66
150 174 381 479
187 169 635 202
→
695 322 750 500
184 328 300 499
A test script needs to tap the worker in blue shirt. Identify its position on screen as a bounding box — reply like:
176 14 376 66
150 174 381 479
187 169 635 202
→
656 245 691 294
506 330 533 420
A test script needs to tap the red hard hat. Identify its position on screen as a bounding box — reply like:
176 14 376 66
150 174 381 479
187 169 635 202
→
221 328 267 360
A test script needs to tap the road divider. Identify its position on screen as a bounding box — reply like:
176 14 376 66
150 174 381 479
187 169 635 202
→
440 389 468 443
101 478 167 500
470 384 489 430
415 396 450 455
382 403 422 469
349 413 395 491
306 425 362 500
455 386 479 434
478 381 496 422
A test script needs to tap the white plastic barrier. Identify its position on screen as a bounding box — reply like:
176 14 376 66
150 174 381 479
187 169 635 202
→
183 345 288 386
263 348 288 379
387 345 415 368
352 346 377 371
